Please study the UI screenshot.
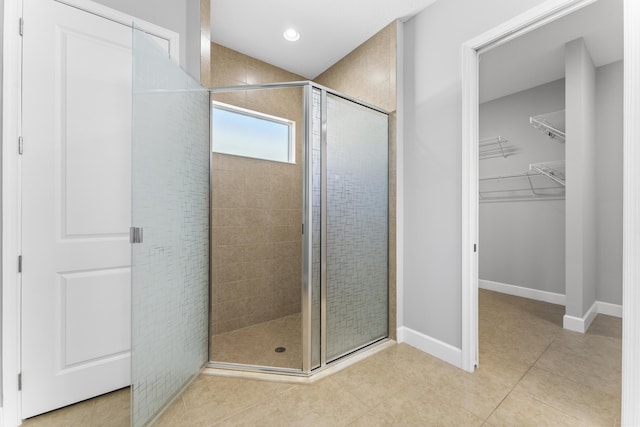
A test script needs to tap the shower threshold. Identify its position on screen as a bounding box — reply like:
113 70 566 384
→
204 338 394 384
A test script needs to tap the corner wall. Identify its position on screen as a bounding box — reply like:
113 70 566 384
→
209 45 304 337
315 21 397 112
199 0 211 87
596 60 623 305
564 38 597 328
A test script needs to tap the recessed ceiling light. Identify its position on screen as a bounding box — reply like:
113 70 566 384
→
283 28 301 42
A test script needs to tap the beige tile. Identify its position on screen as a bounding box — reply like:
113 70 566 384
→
487 390 582 427
516 366 619 426
348 412 394 427
199 0 210 35
588 314 622 339
554 329 622 366
332 354 410 408
349 382 483 426
91 388 129 427
154 397 192 427
181 376 294 426
534 346 621 397
22 399 95 427
420 365 512 420
274 378 369 426
211 313 301 369
475 349 532 388
370 344 510 420
479 326 555 366
213 400 290 427
23 287 623 427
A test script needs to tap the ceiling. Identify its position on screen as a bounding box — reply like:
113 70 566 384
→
480 0 623 103
211 0 437 79
210 0 622 97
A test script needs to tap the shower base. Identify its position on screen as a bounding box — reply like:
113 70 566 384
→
210 313 301 370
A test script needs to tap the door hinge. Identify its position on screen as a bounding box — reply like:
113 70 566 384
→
19 17 23 36
473 244 477 253
301 224 304 234
17 373 22 391
18 255 22 273
18 136 24 155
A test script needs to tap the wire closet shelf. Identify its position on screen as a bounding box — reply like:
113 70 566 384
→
479 160 565 203
530 110 565 142
479 136 518 159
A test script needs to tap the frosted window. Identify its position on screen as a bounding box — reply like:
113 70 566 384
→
212 102 295 163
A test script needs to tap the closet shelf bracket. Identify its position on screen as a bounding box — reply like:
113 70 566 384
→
529 161 565 186
530 110 565 142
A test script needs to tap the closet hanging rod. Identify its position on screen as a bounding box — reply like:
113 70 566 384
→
479 136 507 146
479 171 536 182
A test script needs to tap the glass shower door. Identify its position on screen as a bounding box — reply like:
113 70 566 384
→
324 93 389 361
131 29 210 426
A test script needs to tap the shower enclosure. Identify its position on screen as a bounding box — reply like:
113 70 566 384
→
131 29 389 426
209 83 390 374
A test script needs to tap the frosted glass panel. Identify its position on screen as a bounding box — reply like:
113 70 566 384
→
131 29 209 426
325 94 388 361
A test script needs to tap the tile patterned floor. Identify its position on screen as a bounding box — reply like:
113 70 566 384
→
23 289 622 426
210 313 301 369
21 387 130 427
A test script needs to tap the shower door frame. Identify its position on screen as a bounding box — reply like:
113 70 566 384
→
208 81 391 376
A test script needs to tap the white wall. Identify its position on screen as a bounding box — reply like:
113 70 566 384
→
403 0 550 350
92 0 201 79
479 79 565 295
596 60 623 305
0 0 4 406
565 38 597 319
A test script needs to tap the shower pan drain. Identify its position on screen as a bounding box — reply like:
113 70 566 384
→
274 347 286 353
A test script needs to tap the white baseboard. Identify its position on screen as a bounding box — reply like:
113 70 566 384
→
480 279 623 328
596 301 623 318
397 326 462 369
563 301 598 333
479 279 566 305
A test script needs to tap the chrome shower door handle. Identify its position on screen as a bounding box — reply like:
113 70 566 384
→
129 227 144 244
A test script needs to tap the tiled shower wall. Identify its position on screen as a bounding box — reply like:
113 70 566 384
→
210 150 302 335
315 21 398 339
210 44 304 336
209 19 399 339
199 0 211 87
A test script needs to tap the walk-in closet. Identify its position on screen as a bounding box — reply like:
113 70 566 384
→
478 0 623 343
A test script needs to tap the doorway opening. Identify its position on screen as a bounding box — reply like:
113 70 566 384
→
461 0 640 423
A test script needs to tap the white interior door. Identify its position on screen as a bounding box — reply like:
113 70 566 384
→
20 0 170 418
